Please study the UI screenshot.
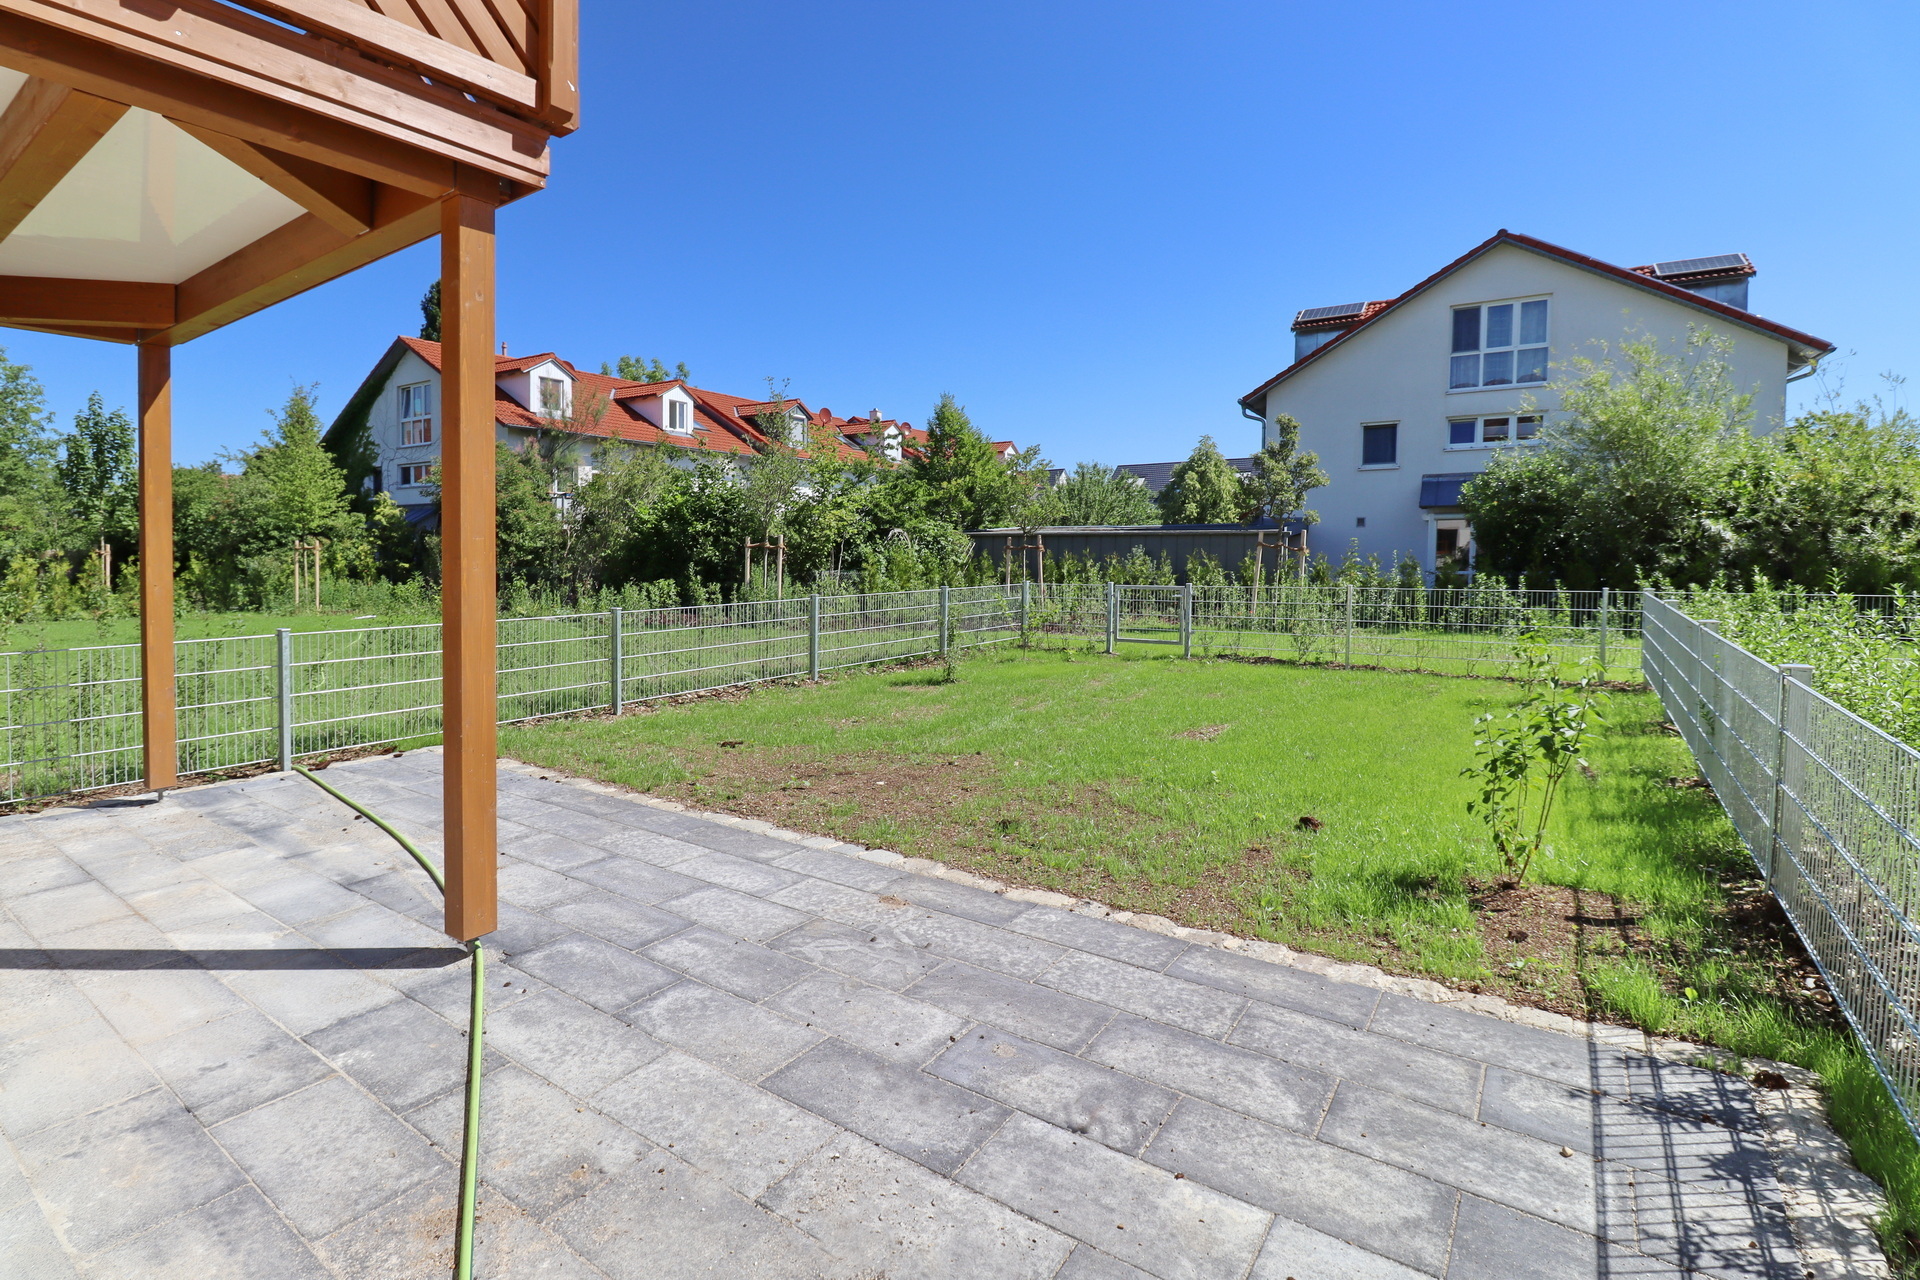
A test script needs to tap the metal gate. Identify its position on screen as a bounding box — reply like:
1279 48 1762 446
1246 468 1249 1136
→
1105 584 1193 657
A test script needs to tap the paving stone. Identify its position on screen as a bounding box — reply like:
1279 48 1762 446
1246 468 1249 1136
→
671 824 814 863
1318 1081 1598 1233
643 926 814 1000
1053 1245 1156 1280
953 1112 1272 1280
0 969 93 1042
510 934 679 1013
483 989 666 1097
189 845 310 892
547 1157 838 1280
762 1039 1007 1175
308 1166 458 1280
222 958 402 1036
124 880 256 931
0 1015 157 1137
15 1087 245 1255
398 956 549 1021
929 1028 1177 1156
343 869 441 920
73 966 251 1044
543 891 690 950
621 980 821 1081
498 861 597 910
298 902 447 953
140 1009 335 1125
769 875 886 918
213 1075 444 1239
0 853 88 899
769 847 907 891
482 902 575 954
499 829 614 872
1367 993 1617 1091
1445 1194 1687 1280
0 1198 80 1280
1002 905 1191 969
232 871 367 926
767 918 948 991
568 856 708 904
674 851 807 896
465 1191 612 1279
907 959 1116 1051
1041 951 1247 1037
1141 1097 1457 1274
1609 1053 1764 1134
1228 1000 1484 1116
63 849 186 898
767 972 968 1064
583 826 711 865
657 884 813 943
866 902 1068 979
1167 944 1383 1029
1245 1216 1433 1280
37 913 179 966
409 1064 650 1216
80 1186 332 1280
1085 1016 1333 1132
888 875 1032 925
1628 1161 1797 1280
162 907 295 949
594 1052 834 1199
1479 1065 1603 1151
8 881 135 939
306 997 470 1110
758 1130 1075 1279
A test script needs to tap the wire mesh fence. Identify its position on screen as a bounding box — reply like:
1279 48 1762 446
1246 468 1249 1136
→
0 586 1023 805
1642 593 1920 1140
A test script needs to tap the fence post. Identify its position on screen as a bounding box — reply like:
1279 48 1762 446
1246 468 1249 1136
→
1106 583 1117 654
608 608 623 713
275 628 293 771
1597 586 1610 674
1343 583 1355 666
939 585 951 657
1019 580 1030 641
1771 662 1815 887
809 594 821 679
1181 582 1193 659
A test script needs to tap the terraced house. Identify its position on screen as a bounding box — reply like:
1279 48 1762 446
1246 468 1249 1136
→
326 337 931 522
1239 230 1835 577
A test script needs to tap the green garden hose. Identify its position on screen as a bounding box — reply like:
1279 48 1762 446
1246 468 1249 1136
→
294 765 484 1280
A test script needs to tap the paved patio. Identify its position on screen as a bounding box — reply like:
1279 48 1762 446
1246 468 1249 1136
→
0 751 1841 1279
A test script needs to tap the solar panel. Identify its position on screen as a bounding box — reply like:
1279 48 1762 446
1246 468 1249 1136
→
1650 254 1749 278
1294 302 1366 324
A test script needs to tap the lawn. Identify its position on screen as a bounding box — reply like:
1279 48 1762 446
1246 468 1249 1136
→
502 644 1920 1262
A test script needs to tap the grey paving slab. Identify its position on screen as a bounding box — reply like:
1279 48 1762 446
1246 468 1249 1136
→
1002 904 1191 969
14 1087 245 1255
221 956 402 1036
71 965 249 1045
483 988 666 1097
762 1038 1008 1175
1445 1194 1686 1280
1054 1245 1157 1280
79 1187 333 1280
758 1129 1076 1279
140 1008 335 1125
769 845 907 891
583 825 711 865
8 880 135 939
509 932 679 1013
481 900 575 953
212 1075 445 1239
308 1169 459 1280
568 855 710 904
887 874 1033 925
1169 943 1384 1028
1040 950 1248 1037
766 971 969 1064
541 889 690 949
594 1052 835 1199
1368 992 1618 1090
0 853 88 898
954 1112 1273 1280
907 958 1117 1051
766 917 948 990
864 900 1070 979
1248 1216 1435 1280
1085 1014 1333 1132
674 851 807 896
0 1015 158 1137
231 869 368 925
644 925 816 1000
499 828 614 872
929 1028 1177 1156
123 879 256 931
498 860 598 910
0 1198 80 1280
620 979 822 1080
1142 1097 1459 1274
0 969 94 1041
657 883 813 942
306 996 472 1110
1229 999 1484 1116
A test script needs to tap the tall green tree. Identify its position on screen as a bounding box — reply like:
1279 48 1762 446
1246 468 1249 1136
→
419 281 441 341
1042 463 1158 525
1156 435 1245 524
0 349 56 567
604 355 691 383
1240 414 1329 528
57 392 136 553
909 393 1046 529
235 385 363 556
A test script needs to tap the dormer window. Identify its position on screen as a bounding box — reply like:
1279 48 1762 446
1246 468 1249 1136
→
398 382 432 445
1450 298 1548 390
538 375 567 417
666 399 692 434
789 408 808 447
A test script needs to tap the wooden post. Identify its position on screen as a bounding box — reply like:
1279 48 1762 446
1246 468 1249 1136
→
137 340 177 792
440 193 498 942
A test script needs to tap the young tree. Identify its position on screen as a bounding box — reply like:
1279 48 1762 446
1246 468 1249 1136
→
910 393 1043 529
604 355 691 384
490 443 566 586
1042 463 1158 525
1240 414 1329 527
0 349 56 568
419 281 441 342
1156 435 1244 524
57 392 136 553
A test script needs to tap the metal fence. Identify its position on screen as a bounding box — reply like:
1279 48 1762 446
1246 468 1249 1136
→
1642 592 1920 1137
0 585 1021 804
1027 582 1640 679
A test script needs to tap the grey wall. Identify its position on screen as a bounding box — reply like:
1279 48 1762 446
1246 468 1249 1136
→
967 526 1301 584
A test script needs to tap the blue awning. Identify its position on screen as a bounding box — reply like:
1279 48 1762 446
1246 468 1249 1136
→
1419 472 1480 509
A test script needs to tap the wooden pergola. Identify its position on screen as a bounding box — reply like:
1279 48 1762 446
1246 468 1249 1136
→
0 0 578 941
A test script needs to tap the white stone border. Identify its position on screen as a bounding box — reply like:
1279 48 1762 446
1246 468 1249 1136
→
496 753 1893 1279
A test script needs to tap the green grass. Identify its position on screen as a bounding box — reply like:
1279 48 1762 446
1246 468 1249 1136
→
503 644 1920 1266
0 609 437 653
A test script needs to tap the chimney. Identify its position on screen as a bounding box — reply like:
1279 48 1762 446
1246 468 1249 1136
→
499 341 508 355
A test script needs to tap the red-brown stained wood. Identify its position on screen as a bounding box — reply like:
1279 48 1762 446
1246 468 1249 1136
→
171 122 375 235
137 342 177 792
0 277 172 327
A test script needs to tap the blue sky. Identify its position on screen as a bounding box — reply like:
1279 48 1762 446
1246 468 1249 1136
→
10 0 1917 466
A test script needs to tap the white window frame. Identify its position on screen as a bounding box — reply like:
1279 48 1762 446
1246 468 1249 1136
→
1358 421 1400 470
1448 297 1549 392
537 375 568 418
665 398 692 434
1445 414 1544 449
397 462 434 487
398 381 433 446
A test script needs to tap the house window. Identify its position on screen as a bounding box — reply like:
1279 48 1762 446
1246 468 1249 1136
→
666 399 691 433
1448 415 1543 447
397 463 434 487
538 376 566 416
398 382 432 445
1449 299 1549 389
1361 422 1398 467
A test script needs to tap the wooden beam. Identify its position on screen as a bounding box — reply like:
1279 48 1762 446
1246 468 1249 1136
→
534 0 579 134
170 122 374 236
137 340 176 792
0 76 126 240
0 277 172 327
164 186 437 344
439 192 497 941
0 2 550 192
5 320 141 343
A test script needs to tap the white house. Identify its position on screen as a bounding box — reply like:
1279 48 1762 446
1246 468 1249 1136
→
324 337 931 521
1237 231 1835 577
